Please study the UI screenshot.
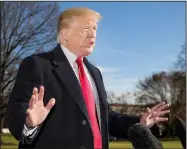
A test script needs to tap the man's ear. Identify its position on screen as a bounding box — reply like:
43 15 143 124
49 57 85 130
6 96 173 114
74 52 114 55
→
60 29 69 41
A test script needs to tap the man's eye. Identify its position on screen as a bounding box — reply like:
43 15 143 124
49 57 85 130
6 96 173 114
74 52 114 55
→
93 27 97 30
84 28 88 31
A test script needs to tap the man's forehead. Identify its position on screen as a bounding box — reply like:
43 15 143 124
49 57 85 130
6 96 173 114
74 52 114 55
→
75 15 99 25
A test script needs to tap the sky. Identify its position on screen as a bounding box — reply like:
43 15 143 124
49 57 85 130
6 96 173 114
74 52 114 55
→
57 2 185 103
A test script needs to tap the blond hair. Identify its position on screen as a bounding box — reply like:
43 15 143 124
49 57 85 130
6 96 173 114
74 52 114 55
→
57 7 102 43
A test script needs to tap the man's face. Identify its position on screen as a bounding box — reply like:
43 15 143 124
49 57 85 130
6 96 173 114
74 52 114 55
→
63 15 98 57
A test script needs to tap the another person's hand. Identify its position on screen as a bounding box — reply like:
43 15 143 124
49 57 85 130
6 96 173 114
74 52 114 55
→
140 102 170 128
25 86 55 128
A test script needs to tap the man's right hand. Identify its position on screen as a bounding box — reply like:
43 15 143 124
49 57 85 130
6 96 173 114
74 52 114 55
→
25 86 55 128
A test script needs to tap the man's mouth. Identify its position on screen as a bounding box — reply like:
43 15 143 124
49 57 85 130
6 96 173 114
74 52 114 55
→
89 41 94 45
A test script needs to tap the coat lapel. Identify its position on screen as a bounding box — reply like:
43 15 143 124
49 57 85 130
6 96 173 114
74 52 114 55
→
51 45 91 127
83 58 108 110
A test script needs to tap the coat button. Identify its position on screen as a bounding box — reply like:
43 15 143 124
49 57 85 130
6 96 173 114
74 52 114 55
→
82 120 87 126
80 145 86 149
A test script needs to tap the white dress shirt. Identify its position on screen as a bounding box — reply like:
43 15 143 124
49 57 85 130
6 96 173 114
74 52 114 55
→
61 44 99 102
23 44 100 137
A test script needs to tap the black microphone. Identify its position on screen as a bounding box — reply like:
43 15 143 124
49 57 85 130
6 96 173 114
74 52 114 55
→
173 117 186 149
128 123 163 149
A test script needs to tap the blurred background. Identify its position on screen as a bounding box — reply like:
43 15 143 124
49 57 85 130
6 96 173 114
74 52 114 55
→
0 1 186 149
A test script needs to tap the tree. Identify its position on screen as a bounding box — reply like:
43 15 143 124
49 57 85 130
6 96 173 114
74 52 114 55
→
175 44 186 71
107 91 132 104
107 91 137 115
107 91 117 104
0 1 59 146
135 71 186 137
173 44 186 121
136 71 185 116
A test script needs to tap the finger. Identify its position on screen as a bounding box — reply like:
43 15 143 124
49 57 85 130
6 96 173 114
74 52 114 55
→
26 109 33 127
157 117 168 122
29 98 33 108
26 109 32 122
142 107 150 118
45 98 55 112
29 95 36 109
26 109 31 116
157 103 169 112
147 107 151 113
147 107 151 115
32 87 38 104
38 86 44 101
35 87 39 103
146 108 152 119
151 102 165 111
157 110 170 117
33 87 37 95
147 114 152 119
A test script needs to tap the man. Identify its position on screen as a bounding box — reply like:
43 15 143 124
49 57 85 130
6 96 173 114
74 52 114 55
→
7 7 170 149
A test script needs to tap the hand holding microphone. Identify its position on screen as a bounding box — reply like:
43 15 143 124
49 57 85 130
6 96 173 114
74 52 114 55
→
128 123 163 149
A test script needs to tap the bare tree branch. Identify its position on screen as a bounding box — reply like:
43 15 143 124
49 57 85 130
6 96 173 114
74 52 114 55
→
0 3 59 143
175 44 186 71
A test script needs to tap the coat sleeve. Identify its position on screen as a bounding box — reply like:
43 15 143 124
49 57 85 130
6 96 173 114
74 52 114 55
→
96 68 140 139
7 56 43 144
108 110 140 139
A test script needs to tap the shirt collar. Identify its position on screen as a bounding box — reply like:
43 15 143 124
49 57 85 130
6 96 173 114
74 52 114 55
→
60 43 78 67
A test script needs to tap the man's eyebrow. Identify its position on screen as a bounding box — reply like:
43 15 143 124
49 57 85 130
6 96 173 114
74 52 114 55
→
84 24 98 27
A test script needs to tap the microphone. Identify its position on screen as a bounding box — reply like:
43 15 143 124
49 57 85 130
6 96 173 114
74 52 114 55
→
173 117 186 149
128 123 163 149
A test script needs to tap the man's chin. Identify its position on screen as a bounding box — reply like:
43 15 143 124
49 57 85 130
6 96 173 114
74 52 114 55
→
82 48 94 56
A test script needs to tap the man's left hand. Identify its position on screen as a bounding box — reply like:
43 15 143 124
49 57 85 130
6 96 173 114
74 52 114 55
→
140 102 170 128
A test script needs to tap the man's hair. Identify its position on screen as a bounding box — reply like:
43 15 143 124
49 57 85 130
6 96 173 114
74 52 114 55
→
57 7 102 43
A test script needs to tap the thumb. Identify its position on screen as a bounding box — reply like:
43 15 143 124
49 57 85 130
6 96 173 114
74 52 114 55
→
26 109 31 115
143 107 150 117
147 107 151 114
45 98 55 112
147 107 152 119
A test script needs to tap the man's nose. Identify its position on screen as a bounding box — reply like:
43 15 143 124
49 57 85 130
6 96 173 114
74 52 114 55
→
88 30 96 38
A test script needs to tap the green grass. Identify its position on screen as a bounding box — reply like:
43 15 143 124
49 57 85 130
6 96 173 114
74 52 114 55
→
1 145 18 149
1 133 183 149
109 140 183 148
2 134 19 145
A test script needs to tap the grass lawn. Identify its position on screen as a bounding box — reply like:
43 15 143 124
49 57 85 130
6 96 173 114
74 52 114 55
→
109 140 183 148
1 134 183 149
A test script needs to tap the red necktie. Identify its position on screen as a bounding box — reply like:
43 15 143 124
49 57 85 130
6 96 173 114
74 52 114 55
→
76 57 102 148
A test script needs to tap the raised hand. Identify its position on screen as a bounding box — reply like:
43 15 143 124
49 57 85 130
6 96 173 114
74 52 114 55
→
25 86 55 128
140 102 170 128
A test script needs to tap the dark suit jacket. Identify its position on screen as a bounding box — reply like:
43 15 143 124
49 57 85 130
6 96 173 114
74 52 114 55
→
7 44 140 149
